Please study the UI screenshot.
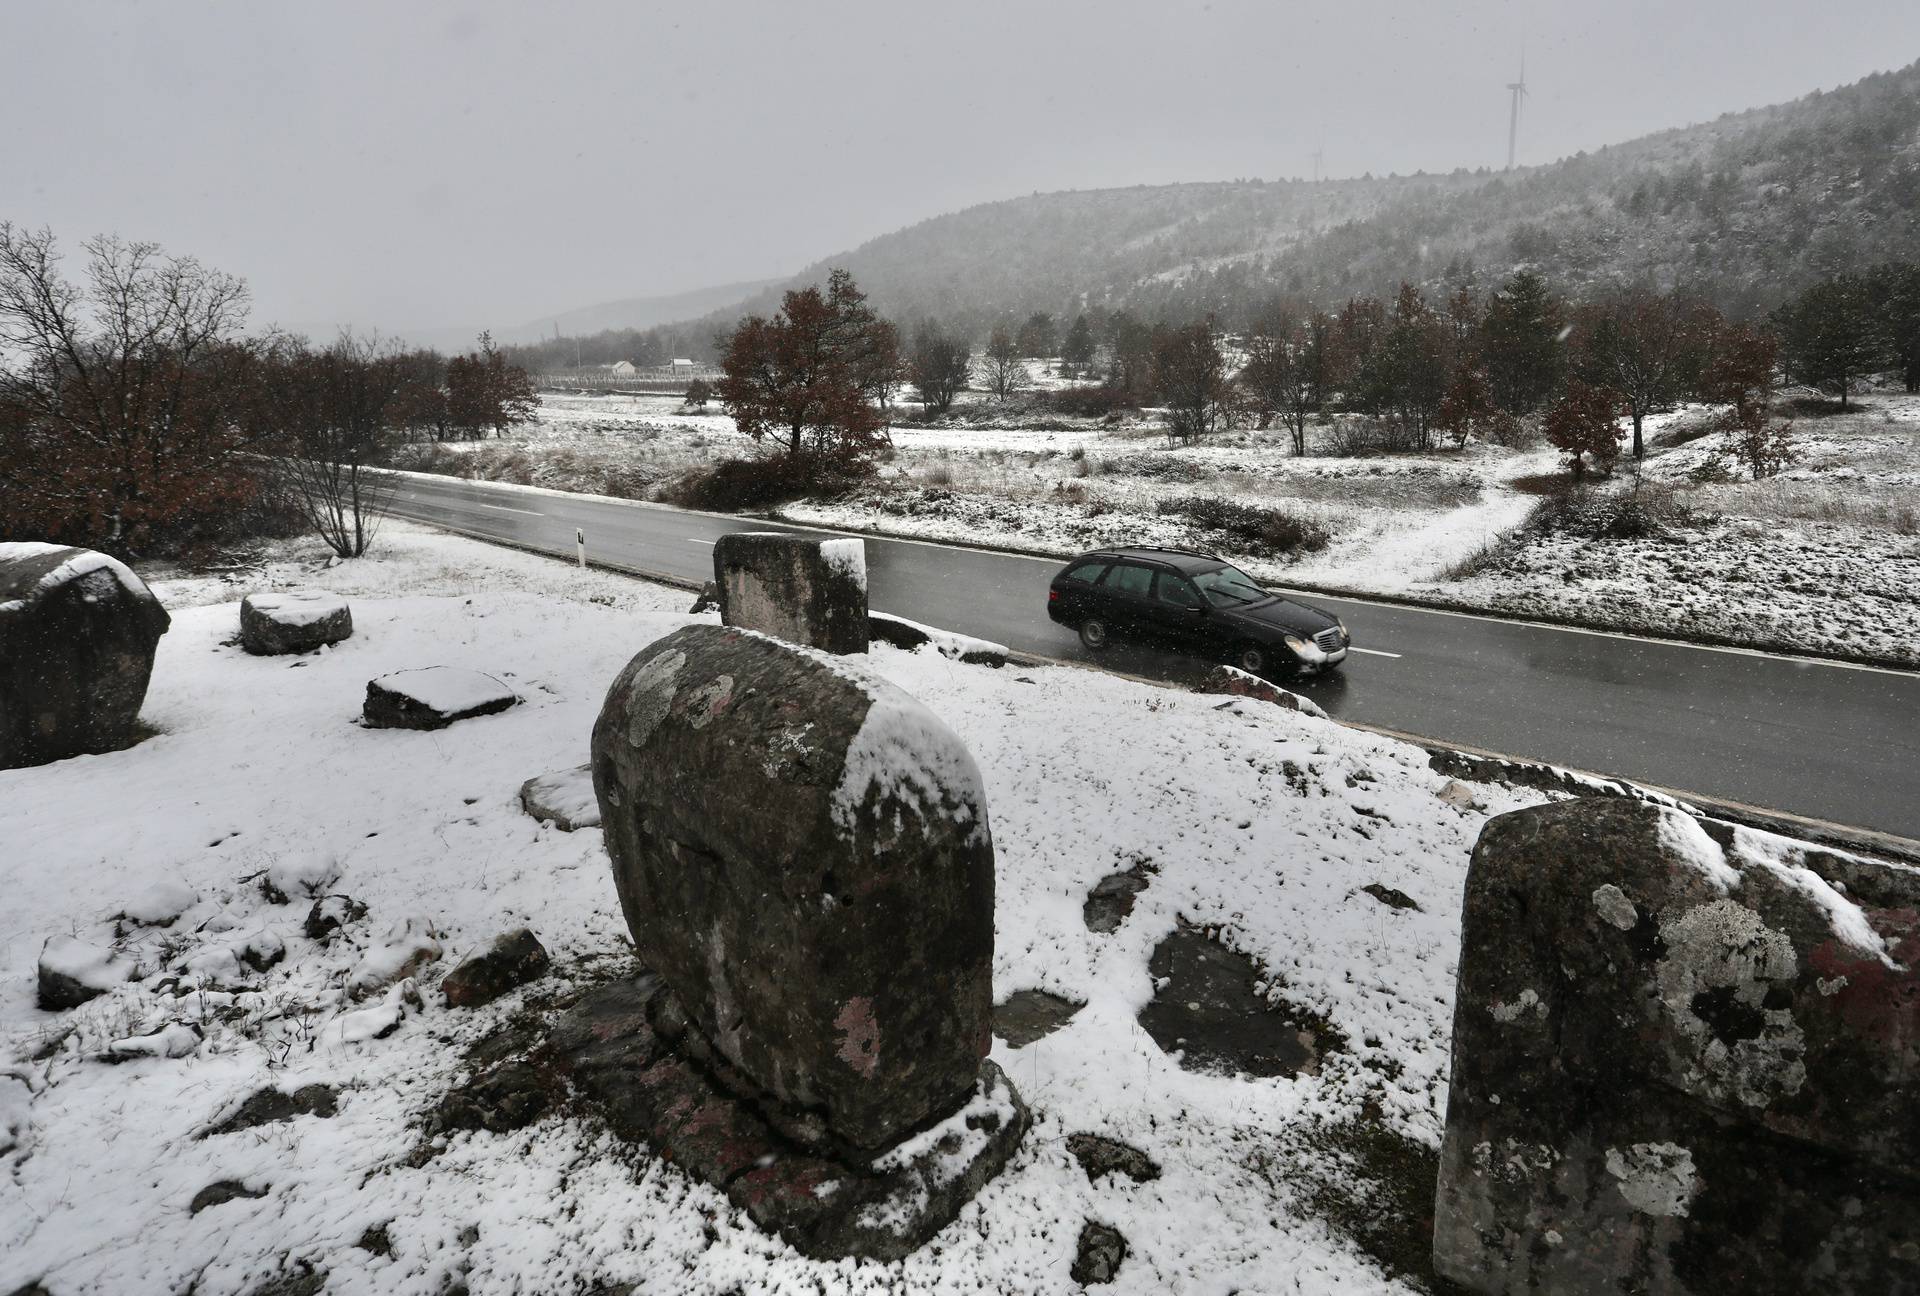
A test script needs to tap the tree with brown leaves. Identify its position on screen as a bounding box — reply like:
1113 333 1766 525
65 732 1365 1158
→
1542 379 1625 478
716 269 896 464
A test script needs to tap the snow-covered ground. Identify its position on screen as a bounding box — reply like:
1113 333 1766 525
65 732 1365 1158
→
2 522 1572 1294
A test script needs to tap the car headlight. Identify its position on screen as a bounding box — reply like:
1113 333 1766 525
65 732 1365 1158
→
1336 618 1349 641
1283 634 1309 655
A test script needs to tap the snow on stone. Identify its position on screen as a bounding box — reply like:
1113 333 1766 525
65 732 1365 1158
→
818 537 867 590
347 917 442 999
322 981 422 1046
37 935 138 992
830 668 991 847
871 611 1009 662
520 764 602 829
102 1023 201 1062
262 850 340 903
369 666 518 715
244 590 348 626
117 880 198 926
1655 807 1741 893
0 543 152 615
1728 825 1894 962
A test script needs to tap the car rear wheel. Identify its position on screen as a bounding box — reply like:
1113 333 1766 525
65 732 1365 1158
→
1235 644 1269 675
1079 618 1111 651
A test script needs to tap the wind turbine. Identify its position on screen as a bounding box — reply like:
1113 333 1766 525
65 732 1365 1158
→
1505 56 1528 171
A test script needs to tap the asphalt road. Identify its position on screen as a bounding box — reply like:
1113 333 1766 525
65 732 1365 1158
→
381 470 1920 842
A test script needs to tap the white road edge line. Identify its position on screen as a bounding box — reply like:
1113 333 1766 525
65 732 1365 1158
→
477 502 543 515
1349 647 1401 658
686 538 714 546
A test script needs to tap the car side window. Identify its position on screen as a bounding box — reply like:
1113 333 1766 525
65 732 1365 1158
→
1064 561 1108 584
1100 563 1154 598
1154 572 1203 608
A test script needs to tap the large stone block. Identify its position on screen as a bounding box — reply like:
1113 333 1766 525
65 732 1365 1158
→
713 532 867 654
590 623 994 1153
0 543 170 768
1435 798 1920 1295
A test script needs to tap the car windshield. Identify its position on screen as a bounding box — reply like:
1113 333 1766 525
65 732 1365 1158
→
1193 564 1271 607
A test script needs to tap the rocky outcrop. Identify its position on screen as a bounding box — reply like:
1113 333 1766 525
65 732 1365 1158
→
1434 799 1920 1295
362 668 519 730
592 623 997 1154
712 532 867 654
239 591 353 656
0 543 170 768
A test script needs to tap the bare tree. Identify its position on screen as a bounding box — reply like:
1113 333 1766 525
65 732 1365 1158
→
908 321 971 413
269 333 404 558
1154 318 1229 445
976 327 1029 400
0 224 259 552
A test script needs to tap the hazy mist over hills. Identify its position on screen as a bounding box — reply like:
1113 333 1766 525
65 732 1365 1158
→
552 58 1920 358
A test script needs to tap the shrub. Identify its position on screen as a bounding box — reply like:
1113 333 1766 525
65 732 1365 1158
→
1155 496 1332 557
1038 385 1138 419
1524 484 1690 540
659 454 860 512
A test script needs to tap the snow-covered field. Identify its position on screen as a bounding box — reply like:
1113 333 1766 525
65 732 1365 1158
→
2 522 1570 1294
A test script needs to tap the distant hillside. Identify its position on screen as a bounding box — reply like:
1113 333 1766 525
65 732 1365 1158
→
694 60 1920 335
498 278 782 344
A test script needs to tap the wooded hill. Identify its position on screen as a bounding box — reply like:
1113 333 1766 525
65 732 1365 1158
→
521 58 1920 365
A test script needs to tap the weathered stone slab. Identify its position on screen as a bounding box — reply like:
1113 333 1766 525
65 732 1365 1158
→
591 624 995 1155
545 979 1030 1262
1138 922 1342 1078
713 532 867 654
0 543 170 768
363 667 519 730
1434 798 1920 1295
239 591 352 655
992 989 1083 1047
518 765 600 831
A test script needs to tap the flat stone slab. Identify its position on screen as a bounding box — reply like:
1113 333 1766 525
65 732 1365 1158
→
530 979 1028 1262
240 591 352 655
1138 922 1344 1078
518 765 600 831
992 989 1084 1047
363 668 519 730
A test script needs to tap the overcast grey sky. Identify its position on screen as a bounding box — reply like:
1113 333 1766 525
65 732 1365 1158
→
5 0 1917 338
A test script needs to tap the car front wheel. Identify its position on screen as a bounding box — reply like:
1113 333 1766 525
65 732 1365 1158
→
1235 644 1269 675
1079 618 1111 651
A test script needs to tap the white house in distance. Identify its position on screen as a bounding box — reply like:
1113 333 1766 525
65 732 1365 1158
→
671 358 696 370
610 360 637 376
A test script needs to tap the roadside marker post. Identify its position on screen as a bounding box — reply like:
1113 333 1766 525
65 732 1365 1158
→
576 528 587 568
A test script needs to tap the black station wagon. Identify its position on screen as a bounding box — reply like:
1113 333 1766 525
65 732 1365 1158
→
1046 546 1350 677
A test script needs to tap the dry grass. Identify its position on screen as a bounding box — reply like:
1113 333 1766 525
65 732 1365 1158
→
1689 480 1920 535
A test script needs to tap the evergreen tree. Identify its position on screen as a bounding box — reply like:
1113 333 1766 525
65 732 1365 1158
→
1771 275 1883 407
1479 270 1565 414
